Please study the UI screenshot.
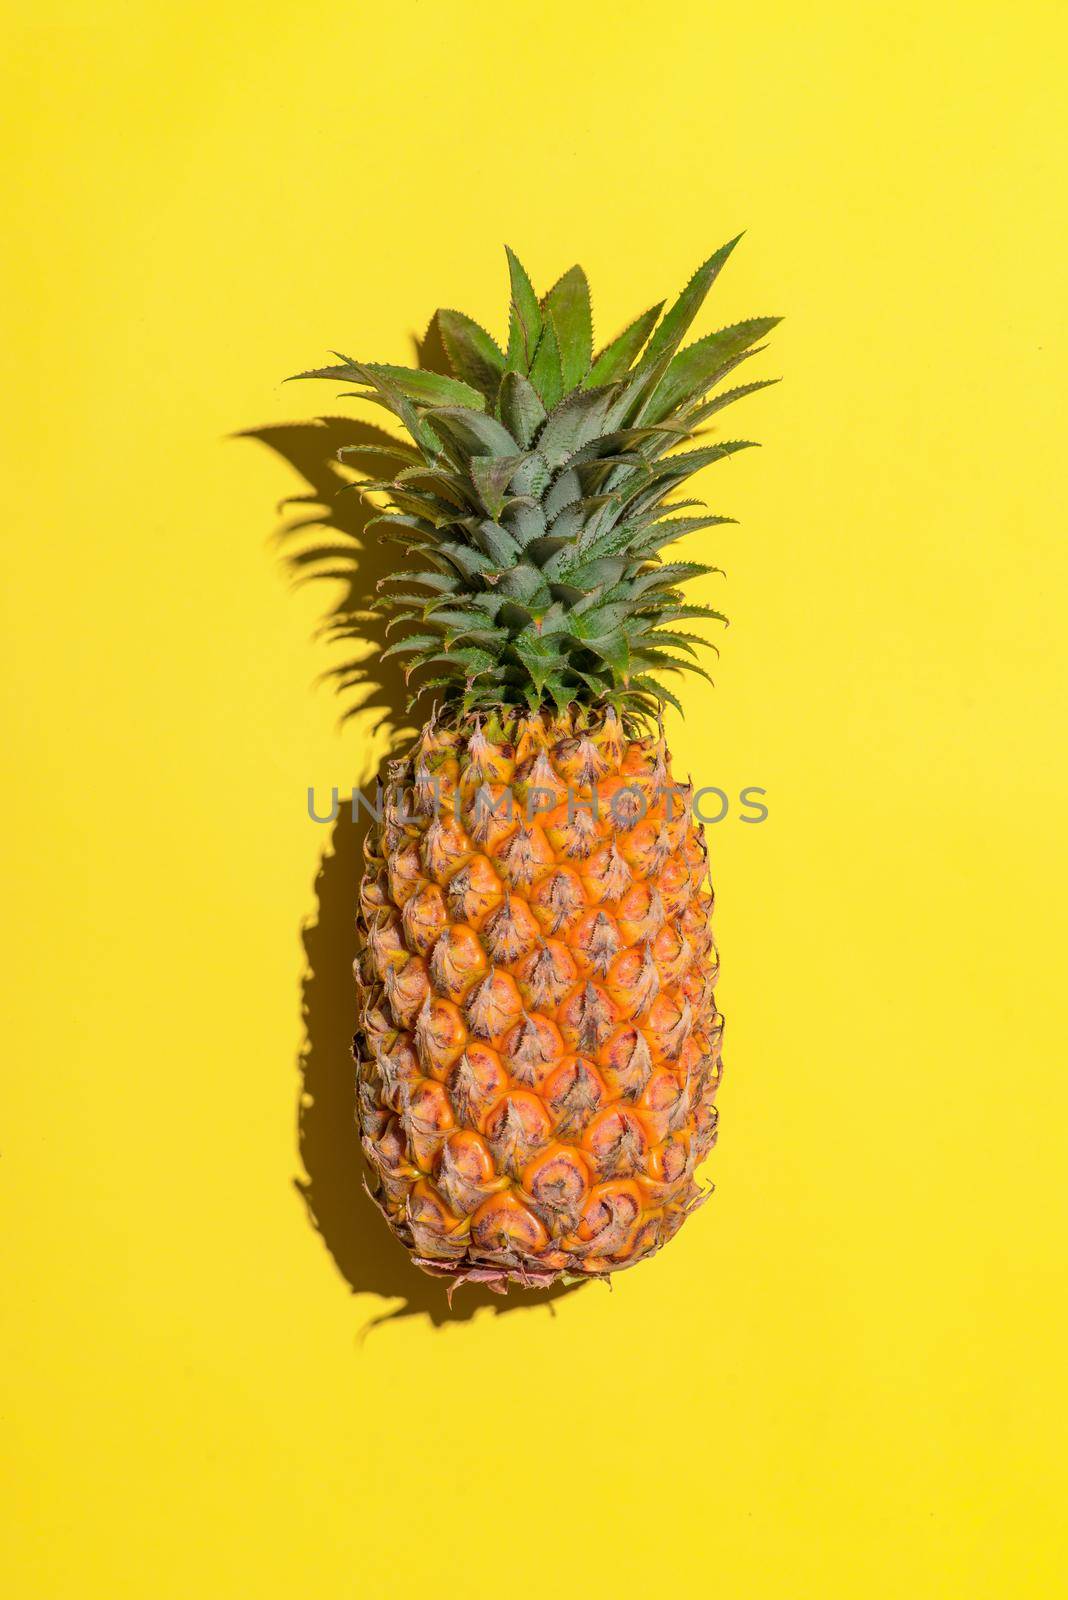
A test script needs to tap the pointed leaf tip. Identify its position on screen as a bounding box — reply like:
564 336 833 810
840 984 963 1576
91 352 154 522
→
504 247 542 375
640 236 745 374
543 264 593 391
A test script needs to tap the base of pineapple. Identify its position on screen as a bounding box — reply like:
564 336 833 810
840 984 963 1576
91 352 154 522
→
362 1174 714 1298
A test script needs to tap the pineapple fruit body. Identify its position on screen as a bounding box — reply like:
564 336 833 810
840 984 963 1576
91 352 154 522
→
355 709 723 1288
299 239 777 1289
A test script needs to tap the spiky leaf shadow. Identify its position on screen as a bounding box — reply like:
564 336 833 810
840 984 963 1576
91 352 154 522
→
240 413 421 747
240 386 583 1328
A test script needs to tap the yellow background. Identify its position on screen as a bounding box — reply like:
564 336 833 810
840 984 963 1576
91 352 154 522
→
3 2 1067 1595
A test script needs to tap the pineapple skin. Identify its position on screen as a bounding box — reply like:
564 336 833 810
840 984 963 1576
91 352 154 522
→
354 707 723 1290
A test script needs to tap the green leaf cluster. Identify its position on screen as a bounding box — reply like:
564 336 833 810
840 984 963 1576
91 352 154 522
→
291 239 780 721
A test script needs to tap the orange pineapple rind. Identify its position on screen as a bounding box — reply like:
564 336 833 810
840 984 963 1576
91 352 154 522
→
354 709 722 1292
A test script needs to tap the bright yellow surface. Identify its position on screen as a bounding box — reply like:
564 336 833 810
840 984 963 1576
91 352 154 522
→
3 2 1067 1595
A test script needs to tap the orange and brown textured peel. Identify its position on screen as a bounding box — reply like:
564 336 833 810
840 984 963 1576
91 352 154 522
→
354 707 723 1292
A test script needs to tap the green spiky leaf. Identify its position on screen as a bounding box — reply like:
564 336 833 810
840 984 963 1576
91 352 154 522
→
505 247 542 372
496 370 547 447
425 407 521 464
436 310 506 404
543 265 593 390
359 362 487 412
644 320 781 423
528 317 565 410
630 674 684 715
468 453 532 520
639 235 743 371
585 302 664 386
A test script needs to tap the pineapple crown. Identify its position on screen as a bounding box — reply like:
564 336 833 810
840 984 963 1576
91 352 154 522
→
294 238 779 726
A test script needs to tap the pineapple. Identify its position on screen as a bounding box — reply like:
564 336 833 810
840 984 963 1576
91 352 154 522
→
298 240 779 1289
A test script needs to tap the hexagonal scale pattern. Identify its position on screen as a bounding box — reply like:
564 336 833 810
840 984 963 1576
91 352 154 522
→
354 708 723 1289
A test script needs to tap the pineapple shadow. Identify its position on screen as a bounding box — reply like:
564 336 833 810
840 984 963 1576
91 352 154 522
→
241 396 583 1329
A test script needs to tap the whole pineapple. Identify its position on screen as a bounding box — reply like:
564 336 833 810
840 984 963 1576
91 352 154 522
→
299 240 778 1289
